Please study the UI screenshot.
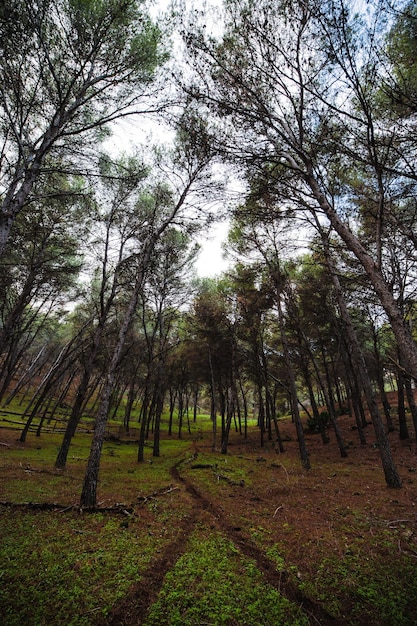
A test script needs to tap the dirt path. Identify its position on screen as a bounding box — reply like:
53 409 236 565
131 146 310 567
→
104 506 203 626
105 455 340 626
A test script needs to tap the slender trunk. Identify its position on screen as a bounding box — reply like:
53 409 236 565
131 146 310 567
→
238 378 248 440
20 349 76 442
304 339 348 458
55 322 105 469
80 167 198 505
319 225 402 487
178 390 184 439
168 388 176 436
306 170 417 383
153 386 164 458
277 296 310 470
4 347 46 405
404 377 417 441
397 372 410 440
371 325 393 430
208 347 217 451
345 368 367 446
81 263 148 506
221 387 234 454
55 369 92 468
301 353 330 445
47 369 76 424
137 396 150 463
193 385 199 422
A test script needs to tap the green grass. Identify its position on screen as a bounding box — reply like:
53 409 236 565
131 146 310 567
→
0 508 168 626
298 525 417 625
144 528 309 626
0 422 192 505
0 414 199 626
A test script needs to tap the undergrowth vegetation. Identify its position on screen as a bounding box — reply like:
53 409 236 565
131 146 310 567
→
1 405 417 625
0 509 167 626
144 529 308 626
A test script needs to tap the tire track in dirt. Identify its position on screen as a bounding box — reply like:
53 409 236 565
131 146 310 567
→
170 460 340 626
106 456 339 626
105 504 205 626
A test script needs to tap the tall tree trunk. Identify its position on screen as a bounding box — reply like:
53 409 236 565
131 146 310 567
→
55 322 105 469
397 372 410 440
404 377 417 441
55 369 93 468
277 295 310 470
371 324 393 431
208 347 217 452
137 395 150 463
221 387 234 454
319 225 402 487
81 262 149 506
306 169 417 384
300 353 330 445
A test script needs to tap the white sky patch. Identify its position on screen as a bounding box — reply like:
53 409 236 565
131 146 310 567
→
103 0 231 280
195 220 230 277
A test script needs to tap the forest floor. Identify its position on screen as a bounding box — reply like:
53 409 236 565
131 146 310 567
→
1 393 417 625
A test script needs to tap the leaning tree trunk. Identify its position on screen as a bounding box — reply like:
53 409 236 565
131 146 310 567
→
307 169 417 385
55 368 93 469
319 224 402 488
80 260 149 507
55 321 106 469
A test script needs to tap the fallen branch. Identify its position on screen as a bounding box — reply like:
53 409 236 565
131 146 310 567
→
137 484 179 504
385 519 417 527
216 473 245 487
0 500 135 515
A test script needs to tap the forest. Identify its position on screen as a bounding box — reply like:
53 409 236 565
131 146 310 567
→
1 0 417 624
